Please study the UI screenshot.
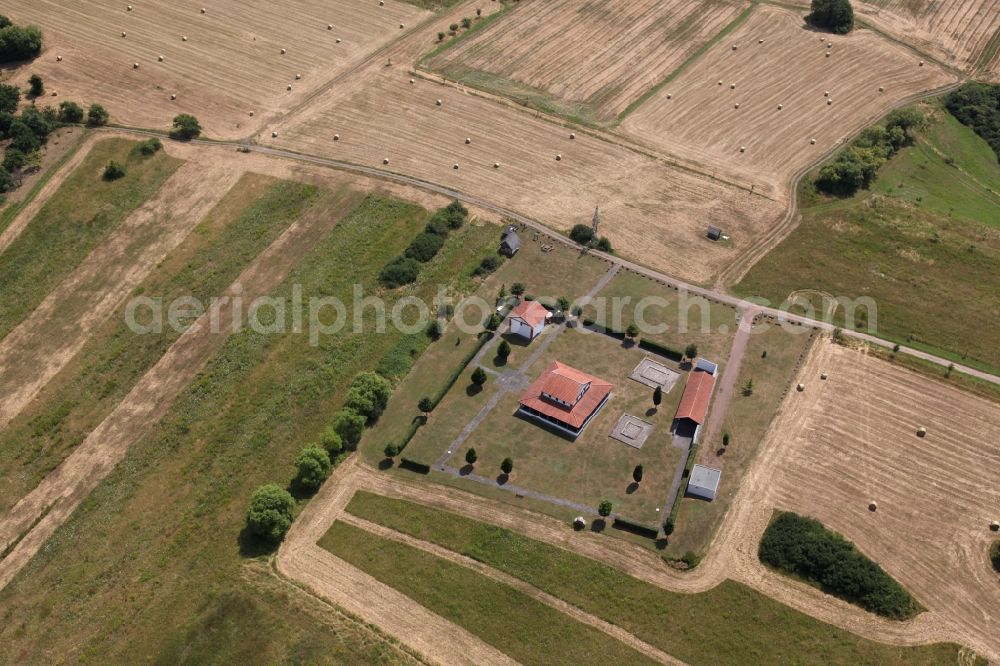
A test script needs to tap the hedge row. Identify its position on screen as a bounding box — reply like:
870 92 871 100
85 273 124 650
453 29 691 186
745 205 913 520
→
379 200 468 288
612 517 659 540
399 458 431 475
582 319 684 361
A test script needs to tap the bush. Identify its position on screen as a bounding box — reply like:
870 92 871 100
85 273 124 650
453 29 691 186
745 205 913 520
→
405 231 446 262
496 339 511 359
511 282 526 296
27 73 42 97
485 312 502 331
424 212 450 236
945 82 1000 161
246 484 295 542
170 113 201 140
418 397 435 414
426 319 442 340
0 24 43 63
379 256 420 288
295 444 332 491
87 103 109 127
612 517 658 540
465 448 477 464
685 343 699 360
136 137 163 155
598 499 613 517
808 0 854 34
103 160 126 181
400 457 431 474
471 367 487 386
663 517 675 535
500 457 513 474
594 236 613 253
759 511 919 619
2 148 26 172
443 199 468 228
473 255 502 276
0 83 18 114
344 372 393 420
20 106 54 141
331 408 366 447
57 101 84 124
320 426 343 456
8 119 39 154
384 442 399 459
632 464 644 483
0 169 11 193
569 224 595 245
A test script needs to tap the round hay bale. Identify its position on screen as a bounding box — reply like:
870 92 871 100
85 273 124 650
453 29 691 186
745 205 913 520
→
666 93 672 99
281 48 287 54
917 427 927 437
717 80 723 86
991 521 999 532
286 84 292 91
170 93 177 100
379 0 384 5
869 501 878 512
272 131 278 137
436 99 442 106
383 158 389 165
827 99 833 105
201 7 206 13
820 372 828 380
127 5 133 10
555 154 562 161
810 138 816 145
494 162 500 168
731 44 738 51
824 91 829 96
878 86 885 92
826 43 832 49
777 104 783 110
158 55 164 61
249 111 254 116
50 90 57 97
797 383 805 392
122 31 127 38
569 132 576 139
399 23 404 29
465 137 471 144
825 51 831 58
730 83 736 89
758 38 764 44
328 24 333 30
133 62 139 69
295 73 301 80
336 38 342 43
333 133 339 141
409 78 415 84
182 35 188 41
918 60 924 66
734 102 740 109
739 146 745 153
56 55 63 62
453 163 459 169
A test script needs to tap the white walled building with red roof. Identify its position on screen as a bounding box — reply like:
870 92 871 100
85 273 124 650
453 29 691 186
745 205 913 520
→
517 361 613 438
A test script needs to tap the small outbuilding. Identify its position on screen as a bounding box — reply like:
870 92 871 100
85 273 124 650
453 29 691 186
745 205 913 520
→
706 225 722 241
499 225 522 257
687 465 721 501
509 300 549 341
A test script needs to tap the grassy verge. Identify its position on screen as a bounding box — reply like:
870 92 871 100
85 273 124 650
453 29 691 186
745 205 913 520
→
343 492 972 665
0 194 495 662
0 138 182 342
759 511 921 619
0 175 332 512
735 102 1000 374
863 341 1000 403
664 321 817 560
320 521 659 666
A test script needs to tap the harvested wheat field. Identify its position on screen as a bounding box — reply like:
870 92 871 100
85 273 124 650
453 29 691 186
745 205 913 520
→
791 0 1000 74
269 33 786 284
0 0 426 138
424 0 749 123
622 5 956 196
738 342 1000 662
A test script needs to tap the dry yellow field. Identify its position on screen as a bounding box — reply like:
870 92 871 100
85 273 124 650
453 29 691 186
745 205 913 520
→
791 0 1000 74
621 5 956 196
425 0 749 122
0 0 428 138
750 342 1000 661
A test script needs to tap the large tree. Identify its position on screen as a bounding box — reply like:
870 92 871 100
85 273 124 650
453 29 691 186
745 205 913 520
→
809 0 854 34
246 484 295 542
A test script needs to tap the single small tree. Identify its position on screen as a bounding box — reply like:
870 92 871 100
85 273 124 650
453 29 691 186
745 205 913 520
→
723 432 731 447
498 284 507 299
246 483 295 542
511 282 526 296
500 457 513 475
598 499 613 517
497 339 511 360
331 408 366 447
625 323 639 341
103 160 126 181
426 319 443 340
0 83 19 114
87 103 109 127
632 464 644 484
685 343 699 361
461 17 472 29
892 343 900 353
570 224 595 245
761 350 768 359
809 0 854 34
384 442 399 459
171 113 201 140
27 74 43 98
663 517 675 535
321 426 343 456
556 296 571 314
485 312 502 331
946 362 955 378
57 101 84 124
418 396 435 416
471 366 487 386
743 378 755 396
449 22 459 33
465 448 478 465
653 385 662 407
295 444 332 491
594 237 613 253
437 31 446 41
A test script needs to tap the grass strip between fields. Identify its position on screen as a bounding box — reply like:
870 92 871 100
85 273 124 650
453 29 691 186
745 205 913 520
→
341 491 972 666
319 521 660 666
0 138 182 342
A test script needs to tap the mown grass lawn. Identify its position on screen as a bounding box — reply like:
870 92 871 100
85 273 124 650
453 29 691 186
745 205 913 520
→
0 193 495 663
736 103 1000 374
343 491 975 666
0 138 182 342
320 521 660 666
0 175 348 513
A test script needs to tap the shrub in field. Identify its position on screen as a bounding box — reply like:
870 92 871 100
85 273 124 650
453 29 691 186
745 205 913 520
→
594 236 613 253
2 148 26 172
471 367 487 386
320 426 343 456
759 511 919 619
0 83 18 114
27 73 42 97
570 224 594 245
170 113 201 140
87 103 109 127
295 444 332 491
379 256 420 288
473 255 502 276
344 372 393 420
331 408 367 447
0 22 43 63
103 160 126 181
945 82 1000 161
598 499 613 517
808 0 854 34
497 340 511 360
135 137 163 155
501 457 513 474
405 231 446 262
465 448 478 464
57 101 84 124
246 484 295 542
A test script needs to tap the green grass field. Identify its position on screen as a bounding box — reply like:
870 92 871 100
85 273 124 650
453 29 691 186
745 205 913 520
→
320 521 660 666
0 193 497 662
736 103 1000 374
342 491 975 666
0 138 182 343
0 175 346 513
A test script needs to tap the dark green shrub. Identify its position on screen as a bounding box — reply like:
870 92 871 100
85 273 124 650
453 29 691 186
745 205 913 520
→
0 24 43 63
663 517 675 535
320 426 343 456
465 448 477 464
444 199 468 228
331 408 366 447
295 444 331 491
384 442 399 459
400 457 431 474
379 256 420 288
808 0 854 34
474 255 502 276
497 340 511 359
594 236 613 252
0 83 18 114
2 148 26 171
511 282 526 296
500 457 513 474
471 367 487 386
570 224 594 244
612 517 658 540
246 484 295 542
136 137 163 155
598 499 613 517
87 103 109 127
103 160 126 181
57 101 84 124
405 231 445 262
945 82 1000 161
0 168 12 193
170 113 201 140
8 119 39 153
27 73 42 97
344 371 392 420
759 511 919 619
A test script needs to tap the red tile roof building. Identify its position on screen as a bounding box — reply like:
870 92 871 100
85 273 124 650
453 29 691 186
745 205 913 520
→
517 362 612 437
675 370 715 426
508 300 549 340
